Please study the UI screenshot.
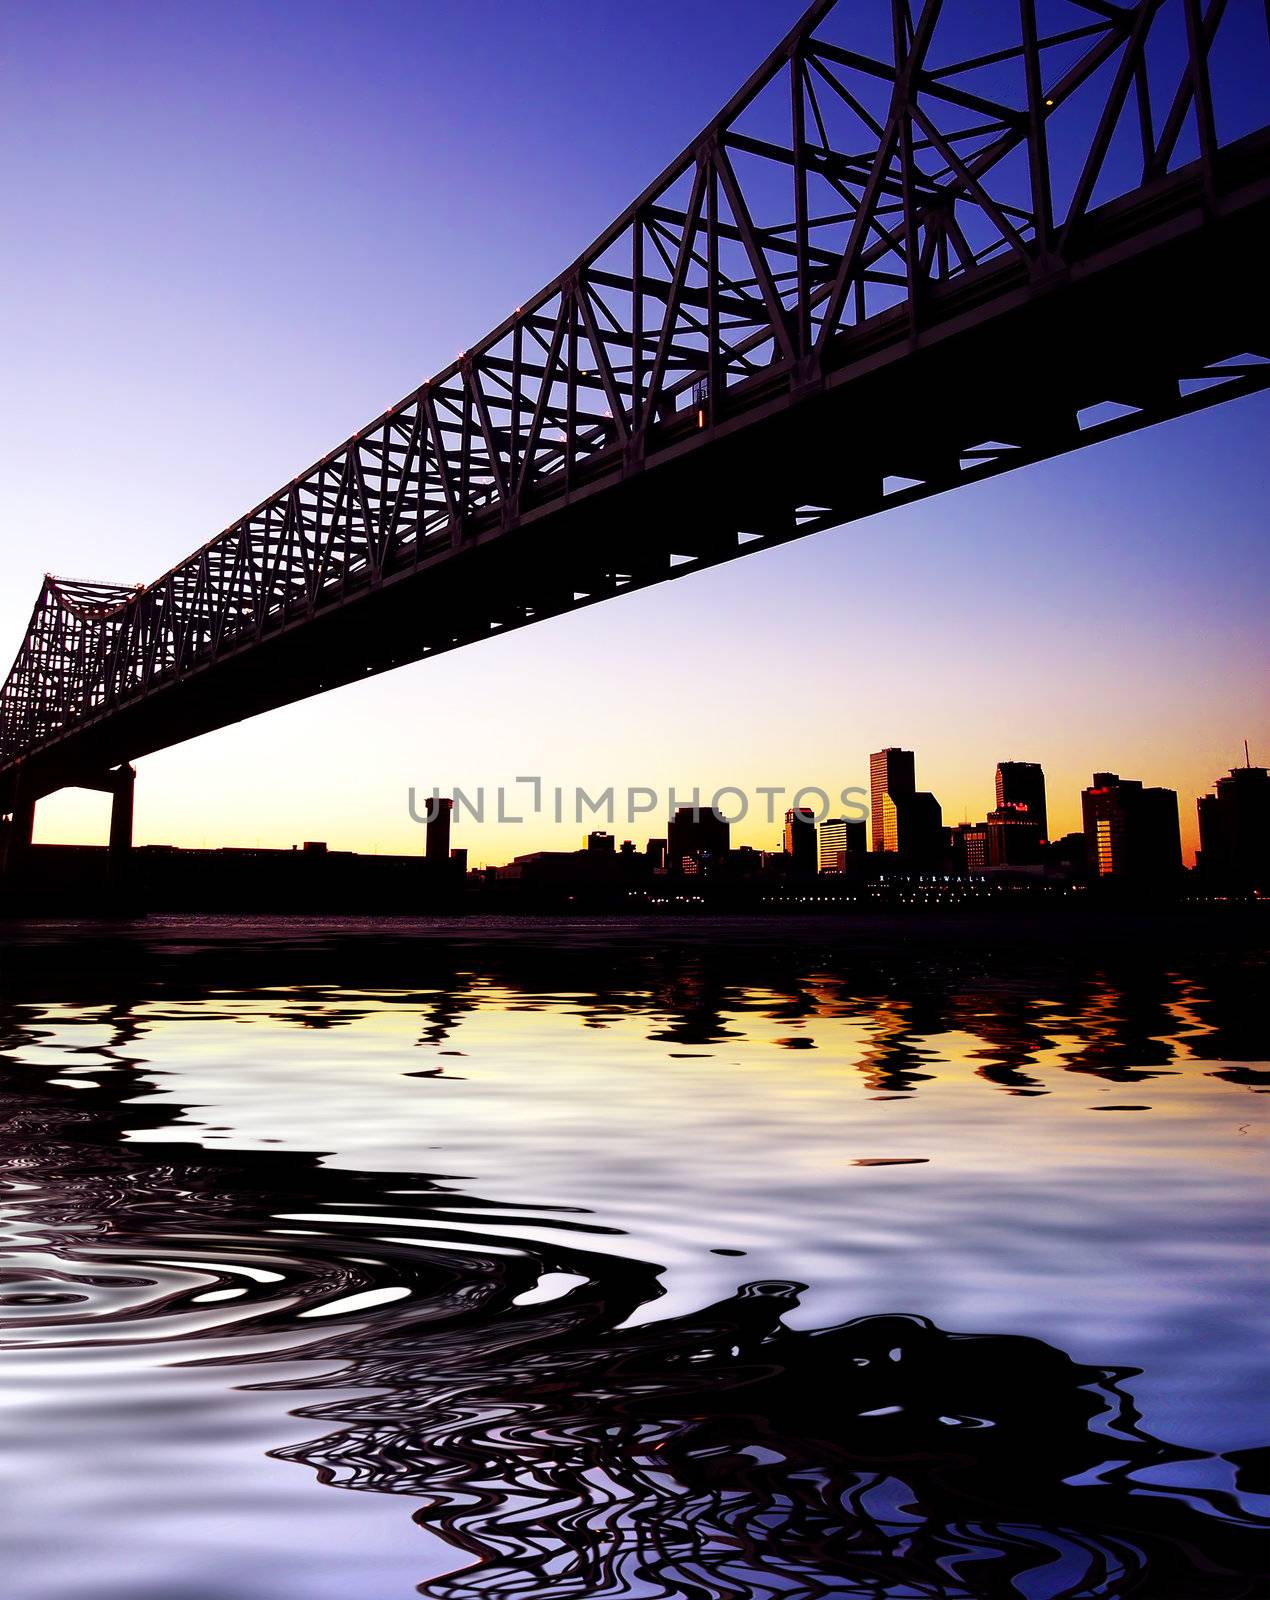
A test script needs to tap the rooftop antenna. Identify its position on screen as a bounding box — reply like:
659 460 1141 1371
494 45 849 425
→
1245 738 1252 768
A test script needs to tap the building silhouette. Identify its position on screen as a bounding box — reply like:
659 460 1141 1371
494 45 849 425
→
1197 760 1270 891
783 807 818 876
666 807 730 876
585 830 616 854
995 762 1048 840
819 818 866 874
870 748 915 852
730 844 762 878
983 803 1044 867
1081 773 1182 883
886 789 944 869
950 821 989 874
426 797 453 865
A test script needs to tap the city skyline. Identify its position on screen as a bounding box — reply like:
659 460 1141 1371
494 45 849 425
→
26 717 1265 870
156 748 1257 890
4 0 1268 869
21 748 1249 906
461 749 1191 878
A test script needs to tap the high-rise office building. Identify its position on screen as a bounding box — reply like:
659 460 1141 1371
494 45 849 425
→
882 789 944 869
426 797 453 864
870 748 915 852
995 762 1048 840
783 807 818 875
1081 773 1182 882
666 807 730 876
585 830 616 854
819 817 867 873
1197 760 1270 890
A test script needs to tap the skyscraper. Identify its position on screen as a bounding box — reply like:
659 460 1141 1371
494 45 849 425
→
1197 760 1270 890
995 762 1048 840
425 797 453 865
1081 773 1182 883
870 748 915 852
783 807 818 875
885 789 944 869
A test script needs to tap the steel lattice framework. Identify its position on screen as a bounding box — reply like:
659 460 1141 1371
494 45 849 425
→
3 0 1268 801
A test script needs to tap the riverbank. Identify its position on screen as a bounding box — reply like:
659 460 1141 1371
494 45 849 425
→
1 904 1266 998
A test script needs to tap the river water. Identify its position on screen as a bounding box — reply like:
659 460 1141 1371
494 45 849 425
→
0 917 1266 1598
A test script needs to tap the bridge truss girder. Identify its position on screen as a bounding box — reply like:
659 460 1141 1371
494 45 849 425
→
2 0 1268 801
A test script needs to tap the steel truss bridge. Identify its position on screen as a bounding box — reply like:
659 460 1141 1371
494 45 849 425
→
2 0 1268 851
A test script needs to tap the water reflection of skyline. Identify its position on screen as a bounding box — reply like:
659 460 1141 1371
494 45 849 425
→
0 928 1266 1599
4 933 1266 1097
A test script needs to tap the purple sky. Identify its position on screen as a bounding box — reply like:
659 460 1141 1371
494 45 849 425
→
2 1 1267 862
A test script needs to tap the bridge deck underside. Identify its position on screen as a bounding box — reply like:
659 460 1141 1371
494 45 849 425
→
1 141 1267 810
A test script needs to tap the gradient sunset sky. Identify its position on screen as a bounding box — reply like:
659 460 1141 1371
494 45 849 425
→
3 0 1266 865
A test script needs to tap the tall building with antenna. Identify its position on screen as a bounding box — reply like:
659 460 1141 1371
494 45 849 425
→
1197 746 1269 890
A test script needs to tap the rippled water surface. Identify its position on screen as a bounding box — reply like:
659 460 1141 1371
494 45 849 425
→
1 918 1267 1598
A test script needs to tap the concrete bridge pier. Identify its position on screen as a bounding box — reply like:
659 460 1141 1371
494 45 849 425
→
84 765 136 881
108 765 135 862
0 781 36 879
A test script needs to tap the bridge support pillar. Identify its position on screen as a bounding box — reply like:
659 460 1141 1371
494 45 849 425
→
1 783 35 879
107 764 135 865
65 764 136 890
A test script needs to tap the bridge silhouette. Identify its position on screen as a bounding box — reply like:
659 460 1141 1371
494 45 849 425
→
2 0 1268 865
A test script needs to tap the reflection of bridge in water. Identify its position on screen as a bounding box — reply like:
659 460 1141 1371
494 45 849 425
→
2 0 1269 867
